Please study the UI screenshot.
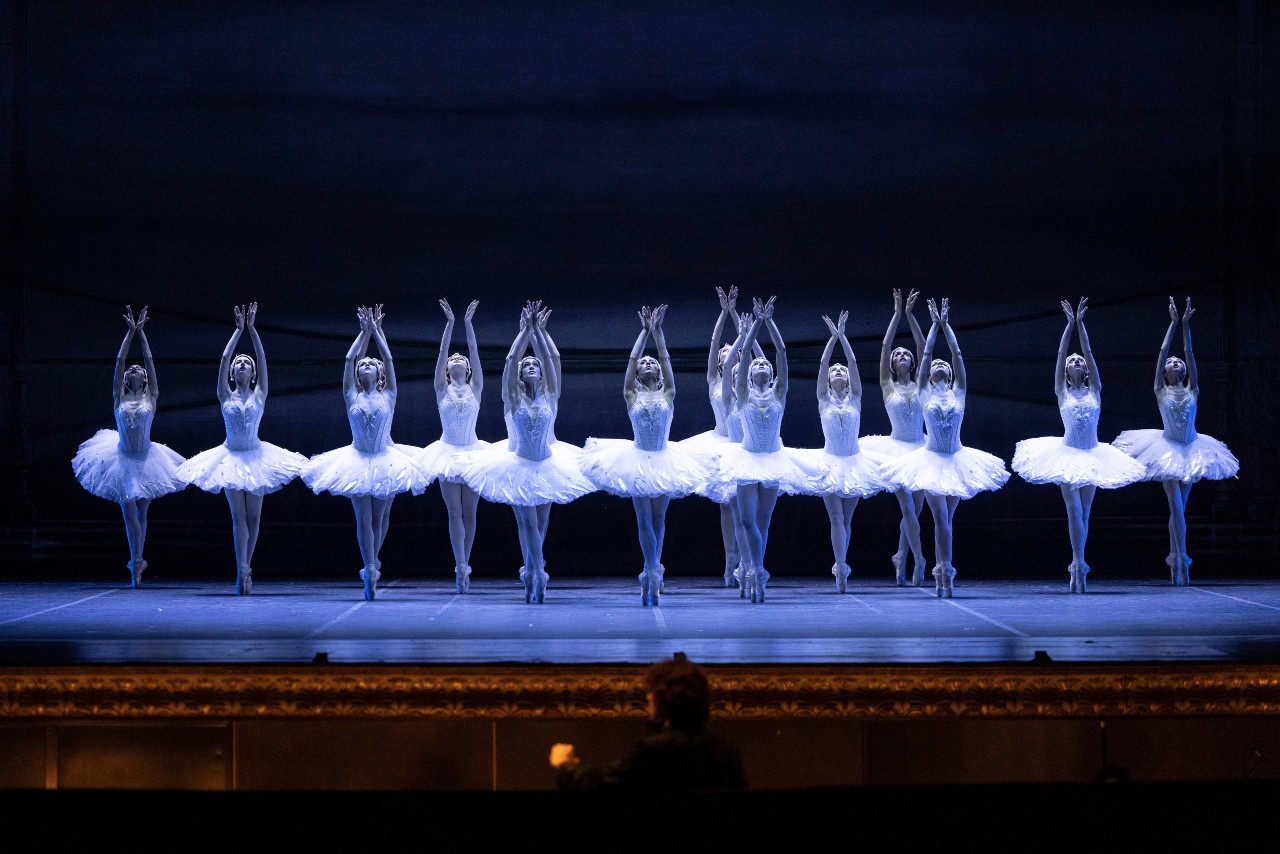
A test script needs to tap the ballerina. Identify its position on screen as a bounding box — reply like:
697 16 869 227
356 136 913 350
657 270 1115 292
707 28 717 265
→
713 297 819 603
301 305 427 600
1113 297 1239 586
415 299 489 593
579 305 709 605
72 306 187 587
796 311 889 592
679 287 763 588
1011 298 1145 592
860 288 929 587
176 303 308 594
881 299 1009 598
462 301 595 603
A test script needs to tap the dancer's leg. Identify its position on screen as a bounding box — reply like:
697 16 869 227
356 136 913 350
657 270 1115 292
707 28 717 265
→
924 492 956 598
1060 485 1087 592
894 488 927 586
512 503 546 602
823 494 850 592
719 503 739 586
226 489 250 593
120 500 145 586
633 497 662 606
352 495 378 599
441 481 468 566
244 492 263 567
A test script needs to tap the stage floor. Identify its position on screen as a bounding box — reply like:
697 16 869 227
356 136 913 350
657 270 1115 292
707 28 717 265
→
2 575 1279 664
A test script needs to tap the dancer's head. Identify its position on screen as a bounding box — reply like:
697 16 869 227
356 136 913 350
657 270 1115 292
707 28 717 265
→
229 354 257 390
356 356 386 392
446 352 472 384
716 343 733 374
644 652 710 733
520 355 543 388
929 358 953 388
1163 356 1187 386
827 362 849 394
748 356 774 387
890 347 915 383
122 364 148 395
1064 353 1088 388
636 355 662 389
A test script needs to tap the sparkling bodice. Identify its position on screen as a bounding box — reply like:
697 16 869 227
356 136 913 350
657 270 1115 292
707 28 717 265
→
512 397 554 461
630 393 673 452
348 393 394 454
726 406 744 443
709 383 729 437
1059 391 1099 450
114 400 154 455
820 400 861 457
884 387 925 443
1159 389 1198 444
923 393 963 454
222 394 263 451
438 388 480 446
739 398 784 453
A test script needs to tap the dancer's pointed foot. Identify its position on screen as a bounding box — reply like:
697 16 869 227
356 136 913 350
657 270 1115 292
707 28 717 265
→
362 564 377 601
530 565 547 604
639 567 660 607
911 556 925 588
358 566 382 583
1172 554 1192 586
128 558 147 588
751 567 770 603
1068 562 1089 594
832 562 850 594
724 559 739 588
891 552 907 587
655 564 665 594
933 564 955 599
236 564 253 596
736 565 749 599
455 564 471 594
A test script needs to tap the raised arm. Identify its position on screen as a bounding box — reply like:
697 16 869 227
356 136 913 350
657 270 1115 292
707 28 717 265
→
918 300 940 388
529 304 557 398
1181 297 1198 394
939 298 965 394
435 299 456 396
838 312 860 401
760 298 786 401
721 312 751 408
879 289 905 394
708 287 733 386
218 307 244 403
1054 300 1075 398
1074 297 1098 396
905 289 925 369
650 305 675 404
370 304 396 398
464 300 482 397
817 316 838 402
623 310 650 407
536 306 561 390
343 307 372 402
735 307 765 405
245 302 267 402
137 318 159 406
114 306 139 408
1154 297 1179 396
502 309 533 412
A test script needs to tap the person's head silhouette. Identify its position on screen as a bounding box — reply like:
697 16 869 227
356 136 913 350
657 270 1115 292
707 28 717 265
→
644 652 710 733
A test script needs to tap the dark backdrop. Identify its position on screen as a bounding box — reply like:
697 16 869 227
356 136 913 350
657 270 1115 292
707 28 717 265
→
3 0 1276 582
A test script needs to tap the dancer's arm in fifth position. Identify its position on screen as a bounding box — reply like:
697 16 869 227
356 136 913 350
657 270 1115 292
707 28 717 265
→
246 302 267 404
734 302 767 406
464 300 482 397
370 304 397 401
1154 297 1180 397
651 305 675 406
435 299 456 399
918 300 941 391
218 307 244 404
1181 297 1198 396
1074 297 1098 397
343 307 374 406
1054 300 1075 400
529 303 557 400
623 309 650 409
722 312 753 411
938 298 965 396
113 305 143 409
759 297 787 403
503 305 535 408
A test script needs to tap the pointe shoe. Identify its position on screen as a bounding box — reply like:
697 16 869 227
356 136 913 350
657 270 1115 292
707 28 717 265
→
832 562 850 594
655 564 665 595
530 566 547 604
358 566 382 583
1165 552 1177 583
455 564 471 594
1068 562 1088 594
639 567 660 607
751 567 770 604
362 564 377 601
128 559 147 588
522 569 534 604
911 557 925 588
237 564 253 596
724 560 738 588
891 552 907 587
933 564 955 599
736 565 750 599
1172 554 1192 587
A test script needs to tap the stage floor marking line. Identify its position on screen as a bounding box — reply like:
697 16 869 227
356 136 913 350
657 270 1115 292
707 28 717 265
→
0 589 118 627
916 588 1030 637
1190 586 1280 612
307 580 401 638
652 606 670 638
847 595 883 615
427 594 462 620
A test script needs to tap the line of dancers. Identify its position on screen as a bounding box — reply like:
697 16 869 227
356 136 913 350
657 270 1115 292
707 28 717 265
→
71 292 1239 603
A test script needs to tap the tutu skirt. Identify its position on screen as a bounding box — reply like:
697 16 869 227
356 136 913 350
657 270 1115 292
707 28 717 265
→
794 448 891 499
710 443 823 499
301 442 429 499
1012 438 1145 488
679 430 736 502
176 441 307 496
416 438 492 484
72 429 187 502
461 442 595 505
579 438 709 499
882 446 1010 499
859 434 926 459
1112 430 1240 483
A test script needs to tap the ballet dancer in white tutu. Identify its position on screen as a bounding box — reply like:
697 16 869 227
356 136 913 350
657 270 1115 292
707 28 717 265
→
579 305 709 605
415 299 489 593
713 297 820 603
176 303 307 594
679 287 763 588
860 288 929 587
882 299 1009 598
1113 297 1239 586
72 306 187 587
1012 298 1145 592
462 301 594 603
301 305 427 600
795 311 889 592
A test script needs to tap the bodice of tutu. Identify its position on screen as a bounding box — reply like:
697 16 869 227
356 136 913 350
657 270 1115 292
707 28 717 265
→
630 394 672 451
1059 391 1100 450
709 384 729 436
114 401 154 455
438 390 480 446
726 406 744 442
221 395 263 451
512 397 554 461
923 394 963 454
348 393 394 453
884 388 925 443
820 401 861 457
739 399 784 453
1159 391 1198 444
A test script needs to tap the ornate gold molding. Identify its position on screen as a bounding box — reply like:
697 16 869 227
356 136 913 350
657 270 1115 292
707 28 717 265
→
1 663 1278 720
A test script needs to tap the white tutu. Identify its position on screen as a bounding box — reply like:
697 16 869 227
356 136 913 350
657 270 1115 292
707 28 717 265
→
301 442 429 499
416 438 492 484
859 434 926 458
1012 438 1146 488
1112 429 1240 484
679 430 736 502
711 443 824 497
882 446 1010 499
176 441 307 496
579 438 709 499
461 441 596 505
72 429 187 502
794 448 891 498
